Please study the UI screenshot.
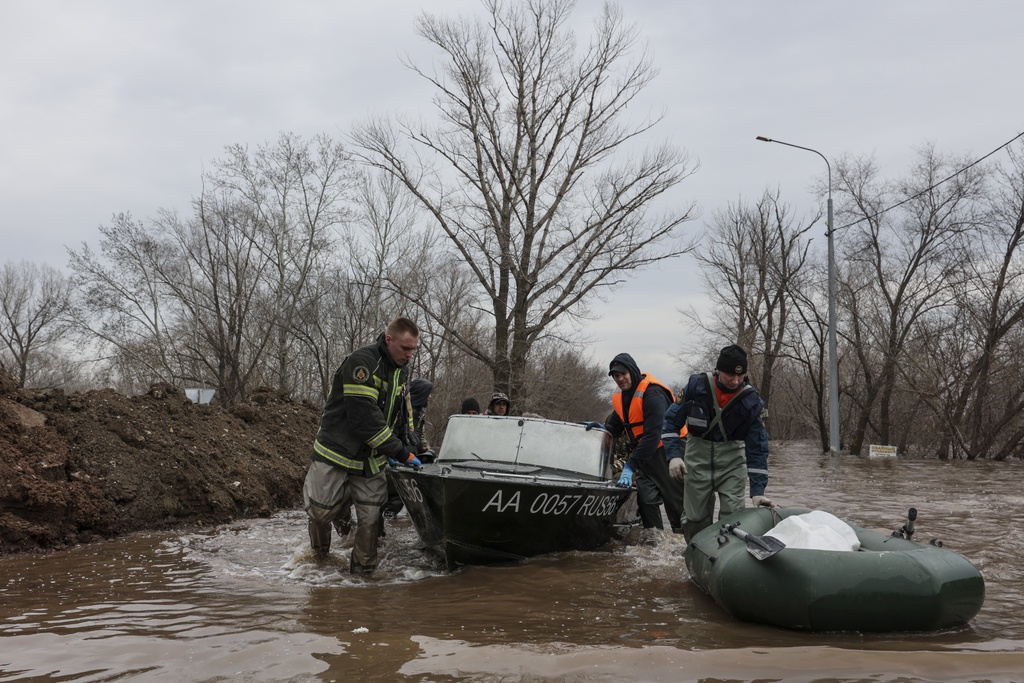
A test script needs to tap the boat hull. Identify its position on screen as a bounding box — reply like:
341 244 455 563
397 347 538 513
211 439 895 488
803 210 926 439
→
684 506 985 632
389 463 635 569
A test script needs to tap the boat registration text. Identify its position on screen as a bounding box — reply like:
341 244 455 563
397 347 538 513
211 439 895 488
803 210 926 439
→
482 489 620 516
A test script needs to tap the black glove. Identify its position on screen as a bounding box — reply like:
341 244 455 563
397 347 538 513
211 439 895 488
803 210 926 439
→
581 421 605 431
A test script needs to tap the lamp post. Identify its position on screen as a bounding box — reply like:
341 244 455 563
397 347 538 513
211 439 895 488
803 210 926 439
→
756 136 840 457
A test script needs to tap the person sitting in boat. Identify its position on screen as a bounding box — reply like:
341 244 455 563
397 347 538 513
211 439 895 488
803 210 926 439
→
460 397 481 415
663 344 772 542
485 391 511 416
301 317 422 574
602 353 685 534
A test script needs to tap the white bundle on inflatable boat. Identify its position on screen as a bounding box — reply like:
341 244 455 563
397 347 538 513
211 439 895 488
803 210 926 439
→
765 510 861 551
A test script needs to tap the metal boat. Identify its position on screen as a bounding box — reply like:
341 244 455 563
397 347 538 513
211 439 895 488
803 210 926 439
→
388 414 637 569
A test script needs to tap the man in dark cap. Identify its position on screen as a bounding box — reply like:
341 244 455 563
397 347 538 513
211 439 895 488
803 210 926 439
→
602 352 685 534
485 391 511 416
662 344 771 541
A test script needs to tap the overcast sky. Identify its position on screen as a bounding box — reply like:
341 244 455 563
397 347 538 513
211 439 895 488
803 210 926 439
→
2 1 1022 387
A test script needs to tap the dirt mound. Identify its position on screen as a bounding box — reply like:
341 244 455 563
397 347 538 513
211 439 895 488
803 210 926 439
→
0 370 320 554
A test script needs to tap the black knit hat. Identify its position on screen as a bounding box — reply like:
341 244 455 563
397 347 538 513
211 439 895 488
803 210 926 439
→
460 397 481 414
716 344 748 375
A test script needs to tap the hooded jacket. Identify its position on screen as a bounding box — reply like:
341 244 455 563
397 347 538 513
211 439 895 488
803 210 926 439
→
604 352 673 470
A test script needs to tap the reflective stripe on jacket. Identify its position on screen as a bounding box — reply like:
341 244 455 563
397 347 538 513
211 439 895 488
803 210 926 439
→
312 334 410 475
681 372 762 441
678 371 770 497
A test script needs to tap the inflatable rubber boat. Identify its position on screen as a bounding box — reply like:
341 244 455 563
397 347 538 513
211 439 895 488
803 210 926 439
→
683 506 985 632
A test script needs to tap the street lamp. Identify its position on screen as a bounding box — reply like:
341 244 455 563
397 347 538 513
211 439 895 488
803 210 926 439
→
756 135 840 457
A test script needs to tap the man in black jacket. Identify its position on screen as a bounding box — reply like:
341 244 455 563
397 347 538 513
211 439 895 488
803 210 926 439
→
302 317 420 574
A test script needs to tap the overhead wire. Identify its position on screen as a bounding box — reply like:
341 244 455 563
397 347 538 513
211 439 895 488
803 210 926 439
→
834 129 1024 232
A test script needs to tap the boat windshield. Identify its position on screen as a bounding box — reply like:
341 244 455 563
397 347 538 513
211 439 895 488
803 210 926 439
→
437 415 613 480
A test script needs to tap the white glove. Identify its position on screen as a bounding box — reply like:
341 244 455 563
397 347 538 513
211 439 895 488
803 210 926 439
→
668 457 687 482
751 495 774 508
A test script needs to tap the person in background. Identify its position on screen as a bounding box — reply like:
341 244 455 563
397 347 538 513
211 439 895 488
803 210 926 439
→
485 391 511 416
301 317 421 574
409 378 435 462
377 377 436 532
664 344 771 542
460 397 481 415
602 353 684 534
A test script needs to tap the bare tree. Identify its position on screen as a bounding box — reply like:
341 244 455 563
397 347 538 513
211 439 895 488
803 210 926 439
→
351 0 697 406
68 134 355 404
784 257 832 448
66 213 181 389
691 188 813 406
209 133 355 394
0 261 73 387
522 340 609 421
836 145 984 455
909 142 1024 459
67 200 273 406
155 194 275 406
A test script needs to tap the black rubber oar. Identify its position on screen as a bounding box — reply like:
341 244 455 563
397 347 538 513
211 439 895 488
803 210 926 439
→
723 522 785 560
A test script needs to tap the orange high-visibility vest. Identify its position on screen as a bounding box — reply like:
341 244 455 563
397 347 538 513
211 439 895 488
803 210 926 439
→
612 374 686 446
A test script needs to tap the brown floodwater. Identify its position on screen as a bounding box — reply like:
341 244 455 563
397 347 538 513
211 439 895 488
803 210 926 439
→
2 441 1023 682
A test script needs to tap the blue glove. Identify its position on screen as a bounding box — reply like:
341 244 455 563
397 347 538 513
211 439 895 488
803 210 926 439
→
387 458 399 468
405 454 423 469
616 464 634 488
582 421 605 431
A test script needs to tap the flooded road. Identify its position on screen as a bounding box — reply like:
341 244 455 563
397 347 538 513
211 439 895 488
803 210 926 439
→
2 441 1024 682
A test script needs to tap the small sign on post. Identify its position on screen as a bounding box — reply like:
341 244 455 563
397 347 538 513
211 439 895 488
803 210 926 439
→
184 388 216 405
868 444 898 458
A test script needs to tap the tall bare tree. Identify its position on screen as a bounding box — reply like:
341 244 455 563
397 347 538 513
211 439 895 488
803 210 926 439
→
155 195 274 406
68 134 355 404
909 142 1024 459
691 188 813 406
0 261 73 387
784 257 832 449
836 145 984 455
66 213 181 390
209 133 355 393
351 0 697 406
